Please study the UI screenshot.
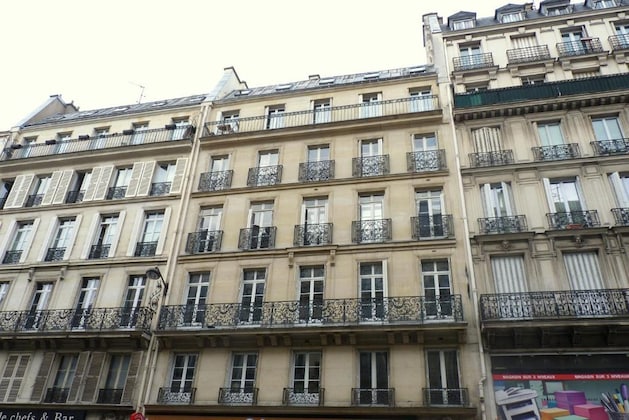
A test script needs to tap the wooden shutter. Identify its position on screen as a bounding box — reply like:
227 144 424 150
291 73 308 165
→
170 157 188 194
83 167 102 202
41 171 63 206
67 352 90 402
136 161 157 196
81 352 106 402
52 170 74 204
30 352 55 402
0 355 19 401
125 162 145 198
93 165 114 200
120 352 143 404
4 174 34 209
6 354 29 402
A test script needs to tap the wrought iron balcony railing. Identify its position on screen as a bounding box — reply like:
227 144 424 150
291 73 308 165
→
293 223 333 246
157 387 196 404
406 150 446 172
65 189 84 204
157 295 464 330
2 250 22 264
198 170 233 191
25 194 44 207
352 219 392 243
218 387 258 405
557 38 604 57
134 241 158 257
609 34 629 51
89 244 111 259
532 143 580 161
283 388 324 406
0 126 194 161
591 138 629 155
44 387 70 403
352 155 390 177
546 210 600 229
185 230 223 253
453 53 494 72
0 307 153 333
506 45 552 64
44 247 66 262
612 208 629 226
478 215 528 234
411 215 454 239
480 289 629 321
298 160 335 182
106 186 127 200
247 165 282 187
238 226 276 250
204 96 440 136
97 388 123 404
351 388 395 407
149 182 171 196
423 388 469 406
469 150 514 167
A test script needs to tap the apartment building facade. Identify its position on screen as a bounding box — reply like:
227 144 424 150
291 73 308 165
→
424 0 629 418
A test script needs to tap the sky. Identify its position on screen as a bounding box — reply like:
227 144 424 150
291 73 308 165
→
1 0 526 130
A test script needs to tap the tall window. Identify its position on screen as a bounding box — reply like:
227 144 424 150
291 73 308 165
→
254 150 280 186
72 277 100 328
416 189 445 238
609 172 629 208
48 355 78 402
0 282 9 308
266 105 285 129
537 122 565 146
101 354 131 403
426 350 462 405
184 273 210 325
3 221 34 264
109 168 133 199
166 353 197 401
481 182 514 217
471 127 502 153
458 43 482 68
247 202 274 249
545 178 584 213
121 276 146 328
68 171 92 203
313 99 331 123
409 88 433 112
193 207 222 252
564 252 604 291
358 193 385 243
359 92 382 118
229 353 258 391
491 255 528 294
421 260 452 319
0 180 13 209
298 266 324 322
291 352 321 396
151 163 176 196
239 269 266 323
130 122 149 145
300 197 328 245
136 211 164 256
307 145 330 162
46 217 76 261
357 351 389 405
593 116 623 140
170 118 190 140
27 175 51 207
359 262 386 321
25 282 53 329
218 110 240 133
0 354 30 402
90 214 119 259
561 28 586 54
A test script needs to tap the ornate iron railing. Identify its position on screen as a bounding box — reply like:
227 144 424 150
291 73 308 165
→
557 38 604 57
157 387 196 404
351 219 392 243
44 247 66 262
591 138 629 155
198 170 233 191
352 155 390 177
293 223 333 246
612 208 629 226
2 250 21 264
44 387 69 403
157 295 464 330
480 289 629 321
546 210 600 229
238 226 276 250
298 160 335 182
25 194 44 207
609 34 629 51
0 126 194 161
107 186 127 200
0 307 153 333
469 150 514 167
89 244 111 259
218 387 258 405
453 53 494 72
423 388 469 406
406 150 446 172
478 216 527 234
134 241 158 257
506 45 552 64
65 189 85 204
150 182 171 196
283 388 324 406
185 230 223 253
204 97 440 136
97 388 123 404
532 143 580 161
247 165 282 187
351 388 395 406
411 215 454 239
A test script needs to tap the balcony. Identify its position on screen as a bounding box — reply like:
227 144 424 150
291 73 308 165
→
44 247 66 262
247 165 282 187
609 34 629 51
406 150 446 173
352 219 392 243
546 210 600 230
2 250 21 264
65 190 84 204
591 138 629 155
149 182 171 196
134 241 158 257
218 387 258 405
469 150 514 168
298 160 335 182
612 208 629 226
157 295 464 330
88 244 110 259
185 230 223 253
293 223 333 246
507 45 552 64
203 96 440 136
25 194 44 207
556 38 604 57
423 388 469 406
106 186 127 200
452 53 494 72
283 388 324 406
238 226 276 250
97 388 123 404
478 216 528 234
157 387 196 404
352 155 390 177
351 388 395 407
44 387 69 403
198 170 233 191
532 143 580 161
0 126 194 161
411 215 454 240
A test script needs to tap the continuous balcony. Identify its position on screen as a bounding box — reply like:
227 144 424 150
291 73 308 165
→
219 387 258 405
556 38 604 57
149 182 171 196
65 190 84 204
203 96 440 137
609 34 629 51
97 388 123 404
283 388 324 406
506 45 552 64
468 150 514 167
478 216 527 234
352 155 390 177
352 219 392 243
0 126 194 161
351 388 395 407
198 170 233 191
157 387 196 404
247 165 282 187
44 247 66 262
452 53 494 72
185 230 223 253
293 223 333 246
546 210 600 230
406 150 446 172
298 160 335 182
423 388 469 407
238 226 276 250
591 138 629 155
134 241 158 257
411 215 454 240
612 208 629 226
532 143 580 161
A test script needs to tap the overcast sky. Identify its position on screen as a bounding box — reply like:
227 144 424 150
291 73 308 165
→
1 0 530 130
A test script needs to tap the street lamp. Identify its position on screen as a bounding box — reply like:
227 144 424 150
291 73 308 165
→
145 266 168 295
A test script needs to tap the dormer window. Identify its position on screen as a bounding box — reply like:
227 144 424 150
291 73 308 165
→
500 11 524 23
542 4 573 16
452 19 475 30
592 0 617 8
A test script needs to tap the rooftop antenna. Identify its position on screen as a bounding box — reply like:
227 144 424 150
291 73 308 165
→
130 82 146 104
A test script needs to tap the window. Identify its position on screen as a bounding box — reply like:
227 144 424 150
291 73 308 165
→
609 172 629 208
471 127 502 153
357 193 386 243
184 273 210 325
266 105 285 129
491 255 528 294
500 11 524 23
313 99 331 124
201 155 231 191
458 43 483 69
0 354 30 402
100 354 131 403
228 352 257 393
239 269 266 323
3 221 35 264
135 211 164 257
592 116 626 154
130 122 149 145
217 110 239 134
615 22 629 35
298 266 324 322
254 149 280 186
357 351 390 405
55 132 72 153
299 197 329 246
121 276 146 328
108 167 133 199
593 0 617 8
45 217 76 261
0 282 8 308
163 354 197 403
211 155 230 172
561 28 588 54
537 122 565 146
359 262 386 321
26 175 51 207
46 354 78 403
481 182 514 218
426 350 462 405
359 92 382 118
170 118 190 140
545 5 572 15
409 88 433 112
25 282 53 329
72 277 100 329
21 137 36 158
89 214 120 259
521 75 545 85
535 121 576 160
544 178 592 228
421 260 452 319
415 189 446 238
0 180 13 209
290 352 321 402
564 252 604 291
452 19 474 30
301 145 332 182
308 145 330 163
92 127 110 149
245 202 274 249
67 171 91 203
410 133 440 172
151 162 176 196
357 138 386 177
192 207 223 252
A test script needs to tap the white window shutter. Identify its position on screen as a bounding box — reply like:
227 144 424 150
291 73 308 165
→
136 161 157 196
125 162 145 198
93 165 114 200
126 211 144 256
170 157 188 194
41 171 63 206
542 178 556 212
20 218 40 263
64 215 82 260
81 214 101 259
481 184 492 217
52 170 74 204
109 210 126 257
502 182 514 215
155 207 171 255
4 174 34 209
38 219 58 261
83 167 102 202
0 221 17 260
610 172 629 207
